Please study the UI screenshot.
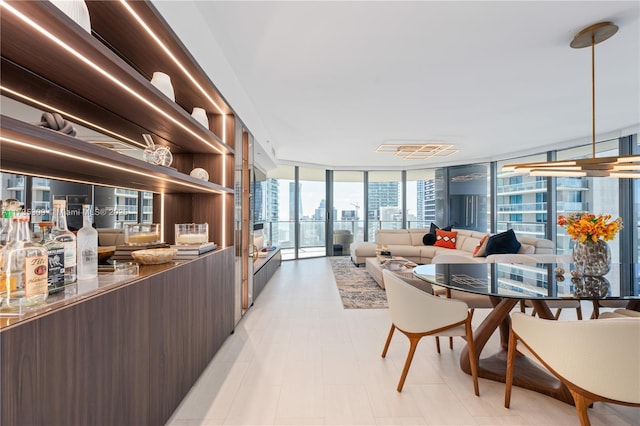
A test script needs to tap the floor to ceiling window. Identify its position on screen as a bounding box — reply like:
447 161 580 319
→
266 165 295 260
367 171 403 240
332 171 364 255
298 167 326 259
406 168 445 229
497 154 548 239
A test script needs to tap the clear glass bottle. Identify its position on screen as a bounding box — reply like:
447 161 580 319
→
38 221 66 294
0 213 49 311
51 199 77 284
76 204 97 280
0 199 21 247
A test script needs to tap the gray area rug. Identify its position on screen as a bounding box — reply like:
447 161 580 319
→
329 256 388 309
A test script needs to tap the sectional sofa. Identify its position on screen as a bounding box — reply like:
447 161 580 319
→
350 228 554 266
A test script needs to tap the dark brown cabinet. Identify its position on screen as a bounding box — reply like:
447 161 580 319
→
1 1 243 424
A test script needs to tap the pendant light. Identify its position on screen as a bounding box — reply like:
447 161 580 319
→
503 22 639 178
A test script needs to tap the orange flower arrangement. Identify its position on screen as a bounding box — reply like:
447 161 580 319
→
557 212 623 243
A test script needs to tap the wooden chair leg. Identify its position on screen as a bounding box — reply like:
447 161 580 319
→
519 300 526 313
576 305 583 320
591 301 600 319
465 317 479 396
381 324 395 358
554 308 563 320
435 336 441 354
568 389 593 426
504 327 517 408
397 335 421 392
449 336 453 350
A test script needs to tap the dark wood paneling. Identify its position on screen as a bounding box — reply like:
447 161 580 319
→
1 273 151 426
86 1 233 117
253 248 282 301
149 248 235 425
1 249 235 426
0 116 232 195
0 1 232 155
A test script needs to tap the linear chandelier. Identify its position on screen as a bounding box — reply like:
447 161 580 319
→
503 22 639 178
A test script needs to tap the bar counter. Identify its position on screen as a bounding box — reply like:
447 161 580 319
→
1 247 235 426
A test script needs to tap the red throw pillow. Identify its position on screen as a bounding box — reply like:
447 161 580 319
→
434 229 457 249
473 234 490 257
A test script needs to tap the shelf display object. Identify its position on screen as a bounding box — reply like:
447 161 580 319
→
0 213 49 311
76 204 98 280
51 199 77 284
37 221 66 294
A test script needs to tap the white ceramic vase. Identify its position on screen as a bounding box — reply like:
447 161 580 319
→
150 72 175 101
49 0 91 33
191 107 209 129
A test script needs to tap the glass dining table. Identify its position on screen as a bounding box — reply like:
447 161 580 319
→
413 261 640 405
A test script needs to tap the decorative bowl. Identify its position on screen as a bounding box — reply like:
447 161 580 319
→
175 223 208 245
97 246 116 263
131 248 177 265
125 223 161 245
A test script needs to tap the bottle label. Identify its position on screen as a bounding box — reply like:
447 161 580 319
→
24 255 48 297
47 247 65 291
63 241 76 267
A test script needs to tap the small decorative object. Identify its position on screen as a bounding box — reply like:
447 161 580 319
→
49 0 91 33
558 212 622 276
150 71 175 101
124 223 161 246
191 107 209 128
175 223 208 245
189 167 209 181
33 112 76 136
131 248 177 265
142 134 173 167
554 266 565 275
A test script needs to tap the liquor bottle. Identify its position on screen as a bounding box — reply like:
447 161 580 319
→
0 199 21 247
0 213 49 311
76 204 97 280
51 199 77 284
38 221 66 294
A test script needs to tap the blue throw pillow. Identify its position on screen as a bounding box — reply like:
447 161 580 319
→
485 229 521 255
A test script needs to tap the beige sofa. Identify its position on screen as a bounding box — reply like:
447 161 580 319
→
350 228 554 266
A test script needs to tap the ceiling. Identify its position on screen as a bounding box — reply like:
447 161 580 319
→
152 1 640 172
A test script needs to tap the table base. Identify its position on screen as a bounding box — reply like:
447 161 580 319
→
458 297 575 405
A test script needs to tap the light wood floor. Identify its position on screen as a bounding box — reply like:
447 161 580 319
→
166 257 639 426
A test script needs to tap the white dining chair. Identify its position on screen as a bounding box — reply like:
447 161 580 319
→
430 254 494 351
381 270 480 395
505 313 640 426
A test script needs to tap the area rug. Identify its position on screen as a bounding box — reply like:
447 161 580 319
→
329 257 388 309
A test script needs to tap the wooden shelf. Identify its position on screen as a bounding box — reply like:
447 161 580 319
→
0 115 232 195
0 1 233 155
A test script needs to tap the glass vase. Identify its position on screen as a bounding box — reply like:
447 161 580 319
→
572 240 611 276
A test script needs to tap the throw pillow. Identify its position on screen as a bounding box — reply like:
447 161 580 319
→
422 233 436 245
473 234 490 257
434 229 457 249
423 223 453 246
485 229 522 255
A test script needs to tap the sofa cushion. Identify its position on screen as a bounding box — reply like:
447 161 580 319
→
518 243 535 254
473 234 490 257
434 229 457 249
376 230 412 246
485 229 521 255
